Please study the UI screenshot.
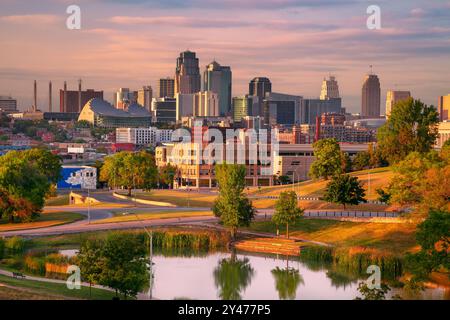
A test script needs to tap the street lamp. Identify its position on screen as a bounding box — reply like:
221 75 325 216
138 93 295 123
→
122 212 154 300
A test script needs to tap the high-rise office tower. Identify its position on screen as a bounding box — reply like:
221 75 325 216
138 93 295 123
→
361 72 381 118
193 91 219 117
203 61 232 116
249 77 272 116
385 90 411 117
175 51 201 95
320 76 340 100
249 77 272 99
137 86 153 111
158 78 175 98
438 94 450 121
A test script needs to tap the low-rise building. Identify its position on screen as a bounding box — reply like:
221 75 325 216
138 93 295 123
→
436 121 450 149
115 127 174 146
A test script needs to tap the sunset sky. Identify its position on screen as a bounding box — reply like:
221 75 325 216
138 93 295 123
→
1 0 450 113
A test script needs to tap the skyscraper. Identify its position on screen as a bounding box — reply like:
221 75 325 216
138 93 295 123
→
233 96 254 122
203 61 232 116
158 78 175 98
438 94 450 121
249 77 272 116
385 90 411 117
361 73 381 117
249 77 272 99
137 86 153 111
320 76 340 100
175 51 201 95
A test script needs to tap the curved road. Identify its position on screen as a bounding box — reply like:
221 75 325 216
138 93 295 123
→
0 191 396 238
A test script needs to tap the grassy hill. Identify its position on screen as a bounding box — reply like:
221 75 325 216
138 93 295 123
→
247 167 393 200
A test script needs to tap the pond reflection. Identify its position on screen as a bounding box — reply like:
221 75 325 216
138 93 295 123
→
270 256 304 300
213 252 255 300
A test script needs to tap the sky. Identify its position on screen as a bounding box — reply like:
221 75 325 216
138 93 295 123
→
1 0 450 113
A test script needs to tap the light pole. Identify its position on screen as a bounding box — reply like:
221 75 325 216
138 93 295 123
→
82 170 91 224
122 211 153 300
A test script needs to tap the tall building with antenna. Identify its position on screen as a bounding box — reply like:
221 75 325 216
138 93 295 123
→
361 66 381 117
59 80 103 113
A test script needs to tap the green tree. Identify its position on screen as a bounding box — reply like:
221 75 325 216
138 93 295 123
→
158 164 177 189
0 149 60 222
387 151 446 210
352 151 370 171
271 266 303 300
323 174 366 209
355 282 391 300
341 151 352 173
78 238 104 298
406 209 450 280
96 233 149 299
212 164 255 239
100 151 157 196
309 138 342 180
377 98 439 164
272 191 303 239
213 255 254 300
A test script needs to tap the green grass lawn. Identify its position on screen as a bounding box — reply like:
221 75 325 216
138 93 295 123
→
45 194 70 206
0 212 84 232
126 190 216 207
246 218 418 256
94 210 213 224
0 274 116 300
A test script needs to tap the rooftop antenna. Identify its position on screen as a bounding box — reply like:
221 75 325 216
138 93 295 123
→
369 65 373 75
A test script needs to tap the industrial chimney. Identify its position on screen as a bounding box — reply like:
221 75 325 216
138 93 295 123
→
63 81 67 112
78 79 82 112
33 80 37 112
49 81 52 112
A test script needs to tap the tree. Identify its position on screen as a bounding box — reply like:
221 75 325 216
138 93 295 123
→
387 150 449 213
377 98 439 164
100 151 157 196
0 149 61 222
405 209 449 281
352 151 370 171
272 191 303 238
309 138 342 180
212 164 255 239
323 174 366 209
94 233 149 299
341 152 352 173
78 238 104 298
158 164 177 189
355 282 391 300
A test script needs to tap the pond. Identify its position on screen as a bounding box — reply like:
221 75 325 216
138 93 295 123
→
146 250 448 300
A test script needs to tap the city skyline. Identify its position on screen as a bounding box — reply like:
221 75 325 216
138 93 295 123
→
1 0 450 112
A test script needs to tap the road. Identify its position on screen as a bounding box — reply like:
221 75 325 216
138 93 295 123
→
0 191 397 238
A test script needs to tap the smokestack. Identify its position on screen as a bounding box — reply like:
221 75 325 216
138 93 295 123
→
49 81 52 112
63 81 67 112
78 79 82 112
315 116 320 142
33 80 37 112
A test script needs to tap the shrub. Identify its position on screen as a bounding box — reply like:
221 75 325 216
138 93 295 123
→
24 255 46 276
5 236 27 252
